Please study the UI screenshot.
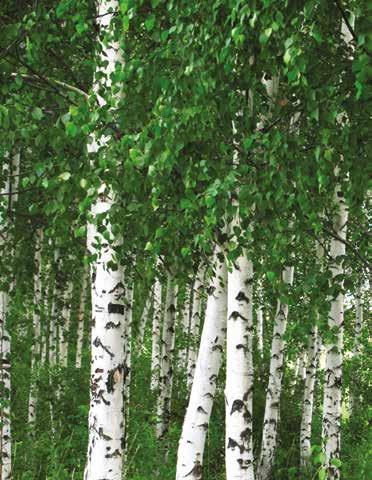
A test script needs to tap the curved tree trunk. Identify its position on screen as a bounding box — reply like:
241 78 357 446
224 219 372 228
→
321 181 348 480
176 248 227 479
349 283 363 412
178 282 191 368
257 266 294 480
225 254 255 480
59 280 72 368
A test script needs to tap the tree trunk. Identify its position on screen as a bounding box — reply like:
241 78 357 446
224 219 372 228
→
156 271 177 439
225 254 255 480
349 284 363 412
300 326 320 467
256 307 264 358
59 280 72 368
0 291 11 480
137 291 151 348
0 152 20 480
187 269 203 390
76 267 88 369
178 283 191 368
257 266 294 480
176 248 227 479
84 1 127 478
28 229 43 425
151 275 162 391
321 181 348 480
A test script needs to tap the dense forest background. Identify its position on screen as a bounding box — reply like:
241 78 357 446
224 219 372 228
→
0 0 371 479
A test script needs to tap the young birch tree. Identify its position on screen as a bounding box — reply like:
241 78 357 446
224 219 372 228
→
156 271 177 439
257 265 294 480
176 248 227 479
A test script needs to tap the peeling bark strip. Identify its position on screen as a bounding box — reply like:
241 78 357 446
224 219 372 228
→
257 266 294 480
176 248 227 479
225 255 255 480
156 272 177 439
322 181 348 480
151 275 162 391
84 1 127 479
187 268 204 390
300 326 320 466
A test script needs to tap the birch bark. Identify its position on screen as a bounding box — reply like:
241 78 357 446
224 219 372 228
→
84 1 127 478
28 229 43 425
187 269 203 390
321 181 348 480
176 248 227 479
76 267 88 369
257 266 294 480
156 271 177 439
300 326 320 466
151 275 162 391
225 253 255 480
0 152 20 480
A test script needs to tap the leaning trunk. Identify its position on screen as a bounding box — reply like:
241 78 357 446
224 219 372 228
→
176 248 227 479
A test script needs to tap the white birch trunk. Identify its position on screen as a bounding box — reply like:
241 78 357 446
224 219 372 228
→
225 254 254 480
0 152 20 479
151 276 162 391
59 280 72 368
156 272 177 439
349 284 363 412
84 1 127 478
257 266 294 480
187 269 204 390
178 283 191 368
28 229 43 425
76 268 88 369
0 292 11 480
137 292 151 348
49 250 60 368
300 326 320 466
321 181 348 480
176 248 227 479
256 307 264 357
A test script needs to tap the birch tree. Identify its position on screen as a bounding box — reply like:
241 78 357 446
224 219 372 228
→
257 266 294 480
176 248 227 479
84 1 127 478
321 179 348 480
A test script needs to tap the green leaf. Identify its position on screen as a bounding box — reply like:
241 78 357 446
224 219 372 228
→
318 468 327 480
58 172 71 181
31 107 43 121
267 271 276 282
145 14 155 32
66 121 78 137
330 458 342 467
75 225 87 238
